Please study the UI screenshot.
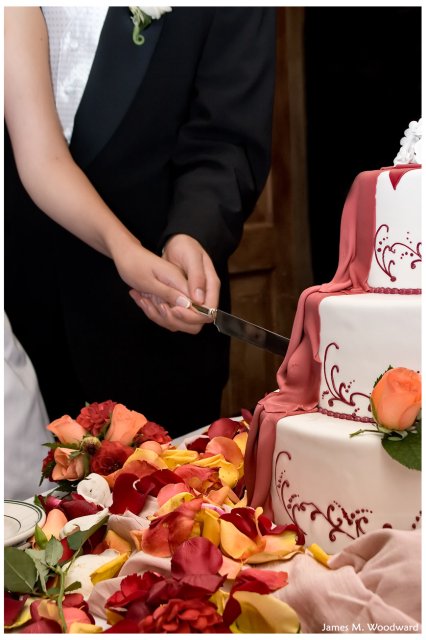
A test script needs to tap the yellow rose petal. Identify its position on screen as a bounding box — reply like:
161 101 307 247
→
209 588 229 616
199 508 221 546
220 519 264 560
193 453 223 468
233 431 248 456
123 447 166 468
156 492 194 516
68 622 104 633
308 543 331 567
218 460 239 487
4 597 35 629
231 591 300 634
161 449 199 469
90 552 129 585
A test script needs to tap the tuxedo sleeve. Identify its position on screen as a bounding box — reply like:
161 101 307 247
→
161 8 276 266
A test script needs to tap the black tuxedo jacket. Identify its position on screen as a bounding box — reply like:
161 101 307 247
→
5 7 276 434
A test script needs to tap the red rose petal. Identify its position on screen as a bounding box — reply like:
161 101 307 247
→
232 567 288 595
257 515 305 544
207 418 240 440
4 593 28 627
185 436 209 453
171 538 223 579
110 472 147 515
220 508 258 540
136 468 182 497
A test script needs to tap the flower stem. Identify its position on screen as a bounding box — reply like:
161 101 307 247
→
349 429 381 438
132 23 145 45
56 567 67 632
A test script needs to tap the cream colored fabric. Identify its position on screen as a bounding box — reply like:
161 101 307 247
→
277 528 421 634
4 313 54 499
42 6 108 142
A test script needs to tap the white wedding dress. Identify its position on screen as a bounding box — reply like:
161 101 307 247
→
4 313 54 499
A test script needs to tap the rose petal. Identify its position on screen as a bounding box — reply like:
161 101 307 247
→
206 436 243 466
207 417 241 439
60 508 109 538
77 474 113 508
171 537 223 579
110 473 147 515
229 591 300 634
105 404 147 445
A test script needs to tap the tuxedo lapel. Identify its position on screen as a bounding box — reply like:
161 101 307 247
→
70 7 164 168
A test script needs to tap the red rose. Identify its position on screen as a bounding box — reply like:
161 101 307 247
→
41 449 55 480
90 440 133 476
133 421 171 446
140 598 228 634
76 400 117 436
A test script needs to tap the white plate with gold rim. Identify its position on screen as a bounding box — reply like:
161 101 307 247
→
4 500 46 547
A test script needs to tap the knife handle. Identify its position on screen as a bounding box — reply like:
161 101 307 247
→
190 302 217 321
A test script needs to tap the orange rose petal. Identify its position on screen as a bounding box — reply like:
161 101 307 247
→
105 404 147 445
38 508 68 542
219 519 265 561
157 483 190 508
219 555 243 579
104 459 161 489
138 440 164 455
205 436 244 466
206 486 231 506
47 415 88 444
63 606 93 632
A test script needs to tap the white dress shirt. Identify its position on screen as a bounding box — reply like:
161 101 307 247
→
4 313 54 499
42 6 108 142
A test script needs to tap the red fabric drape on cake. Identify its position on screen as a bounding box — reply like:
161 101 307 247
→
245 165 420 516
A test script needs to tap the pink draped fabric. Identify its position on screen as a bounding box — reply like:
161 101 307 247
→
245 165 420 515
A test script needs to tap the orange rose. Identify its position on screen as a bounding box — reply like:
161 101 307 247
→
52 447 86 481
105 403 147 445
371 367 421 431
47 415 88 444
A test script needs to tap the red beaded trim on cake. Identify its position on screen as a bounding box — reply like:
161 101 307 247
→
369 287 421 294
318 407 375 423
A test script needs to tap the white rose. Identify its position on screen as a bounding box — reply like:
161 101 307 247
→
63 549 119 600
77 473 113 508
141 6 172 20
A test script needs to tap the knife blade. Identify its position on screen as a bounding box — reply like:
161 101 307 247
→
191 302 290 356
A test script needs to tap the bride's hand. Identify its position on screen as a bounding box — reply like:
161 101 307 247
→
114 241 212 333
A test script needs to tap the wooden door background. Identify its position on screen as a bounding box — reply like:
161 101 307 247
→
221 8 313 417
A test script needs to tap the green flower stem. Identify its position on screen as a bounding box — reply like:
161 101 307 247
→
132 24 145 45
349 428 382 438
55 567 67 633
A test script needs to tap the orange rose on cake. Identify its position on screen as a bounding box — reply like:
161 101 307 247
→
371 367 421 431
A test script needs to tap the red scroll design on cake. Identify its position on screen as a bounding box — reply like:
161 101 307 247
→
274 451 372 543
319 343 373 422
373 224 422 285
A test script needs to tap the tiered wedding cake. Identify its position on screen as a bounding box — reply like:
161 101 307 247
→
246 120 422 552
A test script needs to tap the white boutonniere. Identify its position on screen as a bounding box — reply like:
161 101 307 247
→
129 6 172 45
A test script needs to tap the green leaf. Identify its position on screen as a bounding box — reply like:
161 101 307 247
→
372 365 393 389
67 515 109 551
45 536 64 567
4 547 38 594
64 580 82 593
382 427 421 470
24 548 50 593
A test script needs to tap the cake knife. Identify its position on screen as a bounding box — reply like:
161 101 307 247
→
191 302 290 356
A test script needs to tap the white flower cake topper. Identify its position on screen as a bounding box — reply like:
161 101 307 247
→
129 6 172 45
393 118 423 165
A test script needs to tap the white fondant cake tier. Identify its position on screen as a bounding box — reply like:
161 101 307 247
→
367 168 422 291
318 293 421 420
271 412 421 553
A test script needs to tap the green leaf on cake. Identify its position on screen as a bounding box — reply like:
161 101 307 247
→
382 426 421 471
